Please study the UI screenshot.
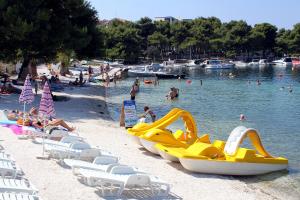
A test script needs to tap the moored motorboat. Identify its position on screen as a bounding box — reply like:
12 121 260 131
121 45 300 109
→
128 64 185 79
233 61 248 69
272 57 293 67
204 60 233 69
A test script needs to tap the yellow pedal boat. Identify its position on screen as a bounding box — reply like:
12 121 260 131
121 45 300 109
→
127 108 198 155
156 126 288 175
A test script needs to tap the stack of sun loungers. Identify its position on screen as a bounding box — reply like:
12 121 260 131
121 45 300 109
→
36 135 171 198
0 145 41 200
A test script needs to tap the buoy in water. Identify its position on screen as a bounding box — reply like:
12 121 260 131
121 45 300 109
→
186 80 192 84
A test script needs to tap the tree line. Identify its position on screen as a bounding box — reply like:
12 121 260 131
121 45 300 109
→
1 0 300 80
100 17 300 63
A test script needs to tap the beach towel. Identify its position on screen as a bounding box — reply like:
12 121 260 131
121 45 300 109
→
0 124 23 135
0 123 41 135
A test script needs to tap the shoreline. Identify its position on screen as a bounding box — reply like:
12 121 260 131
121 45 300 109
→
0 83 298 199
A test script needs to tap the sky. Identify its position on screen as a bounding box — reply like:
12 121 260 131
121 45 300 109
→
89 0 300 29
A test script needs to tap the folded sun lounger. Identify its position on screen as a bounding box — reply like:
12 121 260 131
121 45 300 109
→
0 160 22 178
48 142 112 161
34 135 84 146
0 192 41 200
0 178 38 195
64 155 120 175
79 165 170 197
0 153 15 163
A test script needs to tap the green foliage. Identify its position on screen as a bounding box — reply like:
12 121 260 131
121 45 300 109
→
100 17 300 60
0 0 103 63
103 20 141 64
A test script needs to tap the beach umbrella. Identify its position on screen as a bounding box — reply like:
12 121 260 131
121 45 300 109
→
19 74 34 125
38 81 55 158
39 81 55 118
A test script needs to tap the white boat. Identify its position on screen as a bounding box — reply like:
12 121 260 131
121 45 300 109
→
233 61 248 69
186 60 204 69
128 63 185 79
178 158 287 175
258 59 268 66
272 57 293 67
248 59 259 67
127 63 162 77
204 60 233 69
139 139 160 155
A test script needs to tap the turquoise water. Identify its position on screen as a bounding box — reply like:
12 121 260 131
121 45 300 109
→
106 66 300 194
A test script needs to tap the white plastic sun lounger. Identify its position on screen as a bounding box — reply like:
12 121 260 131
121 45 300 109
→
0 193 41 200
22 126 79 140
0 178 38 195
79 166 170 197
34 135 84 147
0 161 22 178
64 155 120 175
48 142 112 161
0 153 15 163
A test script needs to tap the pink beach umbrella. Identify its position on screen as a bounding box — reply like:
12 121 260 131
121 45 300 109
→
38 81 55 157
39 81 55 118
19 74 34 124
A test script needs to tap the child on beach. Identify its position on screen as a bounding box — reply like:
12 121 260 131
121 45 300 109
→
140 106 156 122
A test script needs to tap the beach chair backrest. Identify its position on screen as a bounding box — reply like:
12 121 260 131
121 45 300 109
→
105 163 123 173
125 174 151 187
80 148 101 158
111 165 135 175
93 155 119 165
70 142 91 150
61 136 83 143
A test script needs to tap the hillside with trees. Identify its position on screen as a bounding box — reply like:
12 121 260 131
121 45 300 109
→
99 17 300 64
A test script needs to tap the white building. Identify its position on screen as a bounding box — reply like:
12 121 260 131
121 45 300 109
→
154 16 178 24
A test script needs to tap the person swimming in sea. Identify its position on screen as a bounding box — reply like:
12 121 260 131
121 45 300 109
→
166 87 179 100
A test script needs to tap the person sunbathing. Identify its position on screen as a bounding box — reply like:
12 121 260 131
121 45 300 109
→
32 117 75 132
6 110 22 121
6 106 75 131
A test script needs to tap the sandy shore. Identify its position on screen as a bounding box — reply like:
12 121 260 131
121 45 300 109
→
0 83 297 200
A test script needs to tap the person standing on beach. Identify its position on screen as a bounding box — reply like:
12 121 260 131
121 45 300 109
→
88 66 93 82
140 106 156 122
113 73 117 86
33 79 38 95
79 70 83 84
105 72 110 87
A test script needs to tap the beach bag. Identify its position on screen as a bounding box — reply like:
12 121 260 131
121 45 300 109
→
17 118 30 126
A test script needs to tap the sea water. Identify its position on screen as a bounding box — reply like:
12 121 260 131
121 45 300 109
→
106 66 300 197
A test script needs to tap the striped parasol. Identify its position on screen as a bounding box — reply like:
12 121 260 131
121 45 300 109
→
19 74 34 104
39 81 55 118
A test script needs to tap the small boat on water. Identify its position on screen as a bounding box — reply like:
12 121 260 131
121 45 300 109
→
249 59 269 68
292 57 300 66
144 80 154 84
204 60 233 69
272 57 293 67
186 60 204 69
128 63 185 79
157 126 288 175
233 61 248 69
127 108 288 176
